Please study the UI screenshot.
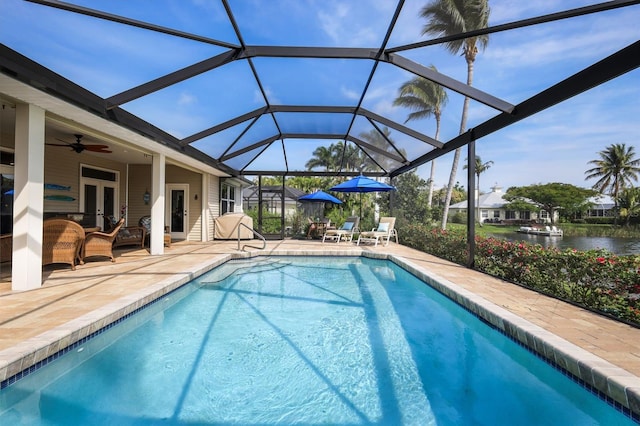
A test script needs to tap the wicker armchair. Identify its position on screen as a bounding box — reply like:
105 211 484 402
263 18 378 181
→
1 234 12 263
138 216 171 247
82 218 124 262
42 219 85 270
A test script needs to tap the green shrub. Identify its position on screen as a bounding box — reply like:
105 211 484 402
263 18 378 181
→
450 211 466 224
399 224 640 327
584 217 615 225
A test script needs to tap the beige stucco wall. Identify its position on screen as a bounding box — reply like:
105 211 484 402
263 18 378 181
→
126 164 151 226
15 143 224 242
125 164 204 241
207 175 220 241
43 147 127 217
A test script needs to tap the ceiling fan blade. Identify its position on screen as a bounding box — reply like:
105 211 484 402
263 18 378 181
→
84 144 112 153
46 143 72 147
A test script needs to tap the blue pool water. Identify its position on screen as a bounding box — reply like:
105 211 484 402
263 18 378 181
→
0 256 636 425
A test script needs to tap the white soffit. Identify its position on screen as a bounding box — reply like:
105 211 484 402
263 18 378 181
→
0 73 230 178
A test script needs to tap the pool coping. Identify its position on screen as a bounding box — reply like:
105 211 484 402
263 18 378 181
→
1 249 639 420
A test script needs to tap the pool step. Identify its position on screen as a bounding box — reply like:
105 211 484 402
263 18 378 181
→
200 258 290 285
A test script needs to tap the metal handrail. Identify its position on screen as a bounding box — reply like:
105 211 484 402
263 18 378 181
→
238 223 266 251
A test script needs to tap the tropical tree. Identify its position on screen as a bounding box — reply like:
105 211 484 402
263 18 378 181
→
433 181 467 207
585 143 640 219
393 71 448 207
305 145 339 172
337 142 365 174
420 0 490 229
463 155 493 223
617 187 640 226
504 183 596 224
357 127 402 174
393 170 430 224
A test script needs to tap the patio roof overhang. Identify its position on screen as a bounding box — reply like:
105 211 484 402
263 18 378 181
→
0 0 639 179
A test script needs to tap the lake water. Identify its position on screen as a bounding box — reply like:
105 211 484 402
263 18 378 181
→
488 232 640 255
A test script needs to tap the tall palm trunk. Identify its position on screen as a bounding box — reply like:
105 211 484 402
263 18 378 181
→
441 58 474 229
476 173 481 222
427 114 442 207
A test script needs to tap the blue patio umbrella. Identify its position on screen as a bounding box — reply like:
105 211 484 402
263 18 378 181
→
330 175 395 220
298 190 342 204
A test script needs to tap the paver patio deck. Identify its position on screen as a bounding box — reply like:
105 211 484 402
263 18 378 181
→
1 239 639 417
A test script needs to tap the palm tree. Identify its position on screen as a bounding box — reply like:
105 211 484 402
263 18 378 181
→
585 143 640 218
305 145 338 172
463 155 493 222
617 187 640 227
420 0 490 229
335 141 365 174
358 127 401 173
393 70 448 207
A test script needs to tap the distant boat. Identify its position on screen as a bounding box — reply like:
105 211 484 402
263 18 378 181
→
517 226 563 237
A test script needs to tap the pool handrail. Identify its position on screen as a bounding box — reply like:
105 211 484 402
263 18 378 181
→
237 222 266 251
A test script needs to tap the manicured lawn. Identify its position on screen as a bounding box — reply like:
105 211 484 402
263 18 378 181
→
449 223 640 238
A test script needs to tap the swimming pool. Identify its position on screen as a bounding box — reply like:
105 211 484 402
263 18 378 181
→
0 256 637 424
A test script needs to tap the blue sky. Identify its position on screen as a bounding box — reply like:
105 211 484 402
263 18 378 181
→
1 0 638 192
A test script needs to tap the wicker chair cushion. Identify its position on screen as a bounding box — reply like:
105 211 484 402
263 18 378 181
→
42 219 85 270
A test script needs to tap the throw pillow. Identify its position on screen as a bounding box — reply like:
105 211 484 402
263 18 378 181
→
377 222 389 232
341 222 354 231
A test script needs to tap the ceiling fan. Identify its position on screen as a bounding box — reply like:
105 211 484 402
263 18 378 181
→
46 134 112 154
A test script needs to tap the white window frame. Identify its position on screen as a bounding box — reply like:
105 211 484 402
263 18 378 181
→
221 183 236 214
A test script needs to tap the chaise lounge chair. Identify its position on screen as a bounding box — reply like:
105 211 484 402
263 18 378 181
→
357 217 398 247
322 216 360 243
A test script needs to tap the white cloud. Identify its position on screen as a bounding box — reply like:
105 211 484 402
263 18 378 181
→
258 87 280 105
178 92 197 106
340 86 361 101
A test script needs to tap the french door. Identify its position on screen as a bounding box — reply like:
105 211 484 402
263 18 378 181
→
80 166 118 230
0 152 14 235
166 184 188 241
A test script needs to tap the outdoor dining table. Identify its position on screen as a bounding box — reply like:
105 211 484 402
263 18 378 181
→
311 221 330 238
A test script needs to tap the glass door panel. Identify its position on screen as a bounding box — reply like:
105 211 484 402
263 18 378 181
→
166 184 188 240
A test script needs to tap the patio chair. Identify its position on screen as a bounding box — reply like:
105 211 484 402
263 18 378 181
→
82 218 124 262
42 218 86 270
138 216 171 247
322 216 360 243
356 217 398 247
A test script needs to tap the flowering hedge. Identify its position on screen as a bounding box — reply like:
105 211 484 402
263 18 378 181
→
398 224 640 327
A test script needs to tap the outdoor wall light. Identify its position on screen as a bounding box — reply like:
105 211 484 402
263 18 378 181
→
143 189 150 205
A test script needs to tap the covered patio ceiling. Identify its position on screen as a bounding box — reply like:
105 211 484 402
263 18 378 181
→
1 0 639 179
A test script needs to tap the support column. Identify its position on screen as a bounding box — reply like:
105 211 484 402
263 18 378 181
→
150 153 166 255
466 138 476 269
12 103 45 290
201 174 209 241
